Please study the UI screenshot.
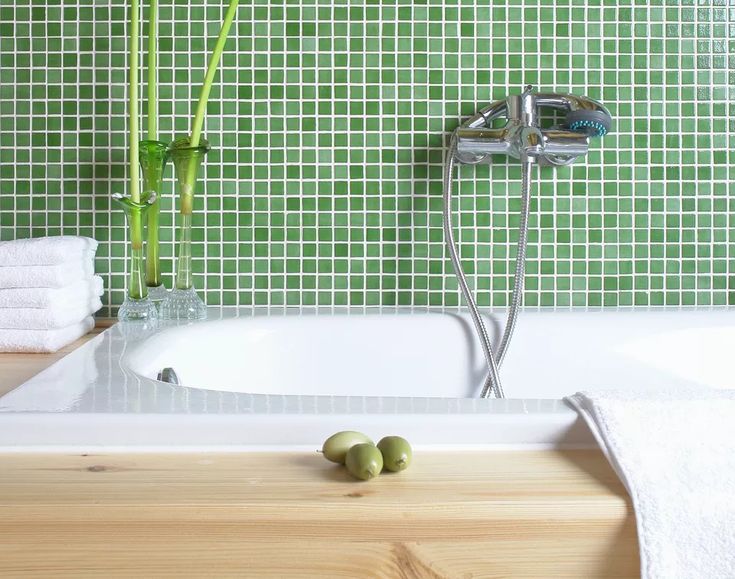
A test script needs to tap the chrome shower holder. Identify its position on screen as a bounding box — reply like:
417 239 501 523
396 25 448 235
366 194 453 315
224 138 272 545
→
444 85 612 398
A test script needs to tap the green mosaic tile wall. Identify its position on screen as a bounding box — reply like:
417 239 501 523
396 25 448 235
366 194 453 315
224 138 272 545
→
0 0 733 314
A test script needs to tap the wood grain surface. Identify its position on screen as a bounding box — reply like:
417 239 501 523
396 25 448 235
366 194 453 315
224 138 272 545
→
0 451 640 578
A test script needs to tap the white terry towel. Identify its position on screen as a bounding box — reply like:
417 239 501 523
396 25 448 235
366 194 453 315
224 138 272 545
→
0 236 98 266
0 258 95 289
0 276 104 309
0 297 102 330
0 316 95 353
566 389 735 579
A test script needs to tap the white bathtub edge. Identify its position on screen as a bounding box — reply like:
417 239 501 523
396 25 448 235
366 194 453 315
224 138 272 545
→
0 408 592 451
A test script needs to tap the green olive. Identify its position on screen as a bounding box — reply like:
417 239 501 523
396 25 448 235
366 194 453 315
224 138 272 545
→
321 431 373 464
345 443 384 481
377 436 412 472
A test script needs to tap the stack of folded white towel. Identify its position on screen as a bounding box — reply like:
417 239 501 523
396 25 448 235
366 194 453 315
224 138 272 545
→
0 236 103 353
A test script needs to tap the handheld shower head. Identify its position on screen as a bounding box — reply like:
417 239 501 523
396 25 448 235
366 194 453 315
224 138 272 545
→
565 109 612 138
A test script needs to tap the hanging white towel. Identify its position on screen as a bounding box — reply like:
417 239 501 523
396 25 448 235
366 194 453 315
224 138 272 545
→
0 259 95 289
566 389 735 579
0 297 102 330
0 276 104 309
0 236 98 266
0 316 95 353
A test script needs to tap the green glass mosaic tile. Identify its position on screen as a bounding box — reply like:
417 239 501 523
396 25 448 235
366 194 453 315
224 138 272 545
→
0 0 733 315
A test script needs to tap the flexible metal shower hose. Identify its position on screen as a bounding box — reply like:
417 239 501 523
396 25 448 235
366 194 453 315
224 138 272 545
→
442 130 534 399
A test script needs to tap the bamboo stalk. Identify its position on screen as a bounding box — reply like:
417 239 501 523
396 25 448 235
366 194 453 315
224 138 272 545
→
176 0 239 219
144 0 162 289
189 0 239 147
129 0 140 204
147 0 158 140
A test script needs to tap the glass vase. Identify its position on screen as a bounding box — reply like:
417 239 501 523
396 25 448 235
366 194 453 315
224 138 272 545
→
113 192 158 322
159 137 210 320
139 140 170 303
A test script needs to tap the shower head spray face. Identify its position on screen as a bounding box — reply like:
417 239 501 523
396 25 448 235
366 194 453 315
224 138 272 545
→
565 109 612 137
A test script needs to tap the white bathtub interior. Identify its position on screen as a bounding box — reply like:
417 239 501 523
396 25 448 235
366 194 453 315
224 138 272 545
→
127 308 735 397
125 312 488 397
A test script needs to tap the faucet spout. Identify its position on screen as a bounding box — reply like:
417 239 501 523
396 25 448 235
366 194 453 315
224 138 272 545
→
517 126 544 161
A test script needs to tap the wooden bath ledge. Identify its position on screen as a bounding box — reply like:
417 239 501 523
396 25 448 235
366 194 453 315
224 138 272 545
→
0 322 640 578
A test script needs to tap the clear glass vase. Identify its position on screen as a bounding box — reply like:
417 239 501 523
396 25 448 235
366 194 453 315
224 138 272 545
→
113 192 158 322
139 140 170 303
159 137 210 320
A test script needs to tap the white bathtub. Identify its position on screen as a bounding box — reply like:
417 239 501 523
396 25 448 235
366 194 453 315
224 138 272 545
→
1 307 732 451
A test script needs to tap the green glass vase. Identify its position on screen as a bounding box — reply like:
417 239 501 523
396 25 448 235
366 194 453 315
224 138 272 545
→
113 192 158 322
139 140 170 303
159 137 210 320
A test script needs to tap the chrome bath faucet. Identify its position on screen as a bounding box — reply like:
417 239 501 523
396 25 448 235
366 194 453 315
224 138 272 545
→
454 85 612 166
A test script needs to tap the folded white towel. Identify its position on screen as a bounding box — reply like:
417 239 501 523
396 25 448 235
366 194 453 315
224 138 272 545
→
566 389 735 579
0 258 95 289
0 297 102 330
0 236 98 266
0 316 95 353
0 276 104 309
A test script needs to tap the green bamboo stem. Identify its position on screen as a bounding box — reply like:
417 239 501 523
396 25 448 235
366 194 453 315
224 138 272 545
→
140 141 168 289
129 214 147 300
181 185 194 215
129 0 140 205
146 203 160 284
170 144 207 291
177 0 239 220
147 0 158 140
144 0 162 290
175 213 194 290
189 0 239 148
130 209 143 250
127 0 147 300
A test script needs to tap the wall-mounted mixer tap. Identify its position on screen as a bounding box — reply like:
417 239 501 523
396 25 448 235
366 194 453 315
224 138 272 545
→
454 85 612 166
443 86 612 399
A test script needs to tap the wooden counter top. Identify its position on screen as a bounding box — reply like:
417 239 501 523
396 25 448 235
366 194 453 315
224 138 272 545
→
0 451 639 577
0 322 640 577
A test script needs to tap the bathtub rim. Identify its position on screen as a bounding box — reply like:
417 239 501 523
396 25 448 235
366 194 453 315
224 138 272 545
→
2 305 734 451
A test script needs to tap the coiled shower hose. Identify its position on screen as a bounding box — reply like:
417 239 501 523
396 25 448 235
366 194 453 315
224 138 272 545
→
442 130 534 399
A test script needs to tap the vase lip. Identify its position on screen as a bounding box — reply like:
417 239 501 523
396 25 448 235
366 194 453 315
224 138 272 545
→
111 191 156 212
170 136 210 154
139 139 170 150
